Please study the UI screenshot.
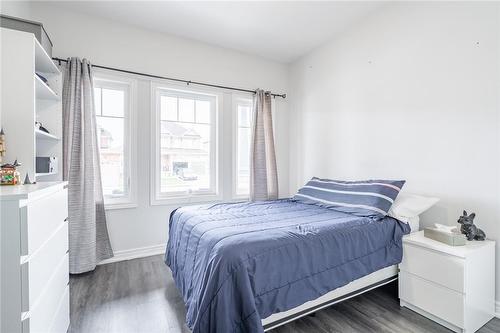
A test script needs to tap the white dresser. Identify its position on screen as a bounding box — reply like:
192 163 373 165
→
399 231 495 333
1 182 69 333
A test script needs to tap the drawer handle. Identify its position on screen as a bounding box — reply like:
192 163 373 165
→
21 263 29 313
64 217 68 222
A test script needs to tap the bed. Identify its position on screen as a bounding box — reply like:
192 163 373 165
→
165 198 411 333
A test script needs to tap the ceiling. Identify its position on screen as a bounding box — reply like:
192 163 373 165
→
41 1 384 63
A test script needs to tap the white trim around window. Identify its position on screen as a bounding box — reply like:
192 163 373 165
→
93 70 138 210
150 81 223 206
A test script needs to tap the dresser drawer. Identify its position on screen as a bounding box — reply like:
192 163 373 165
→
22 221 68 308
29 253 69 333
399 271 464 328
48 285 70 333
400 242 464 293
23 187 68 256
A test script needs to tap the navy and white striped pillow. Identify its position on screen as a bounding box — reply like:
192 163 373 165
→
293 177 405 218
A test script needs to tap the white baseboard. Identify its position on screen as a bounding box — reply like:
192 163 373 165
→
496 300 500 319
98 244 165 265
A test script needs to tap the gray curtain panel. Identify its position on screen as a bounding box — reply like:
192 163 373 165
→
62 58 113 274
250 89 279 201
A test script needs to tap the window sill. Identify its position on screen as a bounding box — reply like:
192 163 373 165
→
104 202 138 210
150 193 222 206
233 194 249 201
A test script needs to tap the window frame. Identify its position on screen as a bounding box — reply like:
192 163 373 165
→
150 81 222 205
232 94 254 199
93 71 138 210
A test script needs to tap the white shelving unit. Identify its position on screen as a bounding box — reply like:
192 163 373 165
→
35 171 58 177
35 74 60 101
34 38 60 73
35 129 59 141
1 28 63 182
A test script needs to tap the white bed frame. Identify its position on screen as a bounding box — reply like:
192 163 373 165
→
262 265 398 331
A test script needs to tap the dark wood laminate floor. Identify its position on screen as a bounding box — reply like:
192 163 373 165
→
70 255 500 333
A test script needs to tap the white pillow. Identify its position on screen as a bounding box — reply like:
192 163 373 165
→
388 193 439 224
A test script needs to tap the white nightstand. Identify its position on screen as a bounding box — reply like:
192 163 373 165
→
399 231 495 333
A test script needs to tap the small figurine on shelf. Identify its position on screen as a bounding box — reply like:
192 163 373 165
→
0 128 5 163
23 173 34 185
35 121 50 134
0 159 21 185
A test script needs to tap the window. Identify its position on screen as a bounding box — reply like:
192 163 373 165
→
94 75 136 208
152 85 218 202
233 97 253 196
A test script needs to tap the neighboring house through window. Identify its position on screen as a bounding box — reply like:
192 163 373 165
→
152 84 219 204
94 73 137 208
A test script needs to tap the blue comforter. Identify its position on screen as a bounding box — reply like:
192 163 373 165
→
165 199 410 333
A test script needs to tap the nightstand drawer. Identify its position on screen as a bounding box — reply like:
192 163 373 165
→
399 271 464 328
400 242 464 293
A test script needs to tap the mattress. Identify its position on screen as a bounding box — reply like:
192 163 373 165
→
165 199 410 333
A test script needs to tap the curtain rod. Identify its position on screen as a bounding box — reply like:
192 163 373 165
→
52 57 286 99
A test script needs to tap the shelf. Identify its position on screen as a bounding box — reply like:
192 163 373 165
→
34 39 60 75
35 129 59 141
35 74 60 101
35 172 58 177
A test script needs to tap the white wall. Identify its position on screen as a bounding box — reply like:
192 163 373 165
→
0 0 32 132
289 2 500 303
26 3 289 258
0 1 31 18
